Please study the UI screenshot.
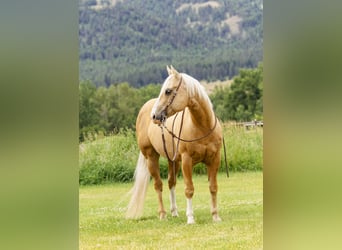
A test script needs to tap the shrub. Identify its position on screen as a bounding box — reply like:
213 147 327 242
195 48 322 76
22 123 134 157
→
221 124 263 172
79 125 263 185
79 129 138 184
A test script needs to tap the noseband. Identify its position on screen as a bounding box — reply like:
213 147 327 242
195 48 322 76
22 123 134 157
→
163 76 183 116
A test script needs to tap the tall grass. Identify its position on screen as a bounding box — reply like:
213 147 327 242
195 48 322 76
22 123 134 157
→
222 124 263 172
79 129 138 185
79 125 263 184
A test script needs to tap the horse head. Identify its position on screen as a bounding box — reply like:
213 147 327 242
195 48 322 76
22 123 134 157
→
151 65 189 124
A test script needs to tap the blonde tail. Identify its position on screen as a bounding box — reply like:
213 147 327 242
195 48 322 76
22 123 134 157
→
126 151 150 219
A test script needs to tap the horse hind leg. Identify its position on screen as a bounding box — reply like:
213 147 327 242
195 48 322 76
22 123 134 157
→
146 150 167 220
168 161 180 217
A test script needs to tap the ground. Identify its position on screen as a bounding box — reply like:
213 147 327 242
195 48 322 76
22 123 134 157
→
79 171 263 249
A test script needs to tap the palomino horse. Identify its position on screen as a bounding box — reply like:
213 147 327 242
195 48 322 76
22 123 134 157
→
126 66 222 224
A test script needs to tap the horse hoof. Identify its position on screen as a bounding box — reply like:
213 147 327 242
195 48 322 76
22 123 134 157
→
213 215 222 222
171 210 179 217
187 216 195 224
159 212 167 220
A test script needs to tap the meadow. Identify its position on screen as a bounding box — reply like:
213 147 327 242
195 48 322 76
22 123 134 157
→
79 171 263 249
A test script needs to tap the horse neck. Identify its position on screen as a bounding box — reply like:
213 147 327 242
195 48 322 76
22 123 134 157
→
187 93 215 130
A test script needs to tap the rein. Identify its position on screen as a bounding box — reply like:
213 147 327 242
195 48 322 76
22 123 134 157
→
159 112 185 163
159 112 229 179
164 114 218 142
159 114 184 184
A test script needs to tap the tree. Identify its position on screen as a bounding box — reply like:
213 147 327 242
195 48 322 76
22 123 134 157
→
225 64 263 121
211 64 263 121
79 81 102 141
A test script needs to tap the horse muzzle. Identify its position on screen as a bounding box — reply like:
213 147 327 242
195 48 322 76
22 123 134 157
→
152 110 167 125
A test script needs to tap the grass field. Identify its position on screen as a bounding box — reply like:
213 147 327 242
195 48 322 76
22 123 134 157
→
79 171 263 249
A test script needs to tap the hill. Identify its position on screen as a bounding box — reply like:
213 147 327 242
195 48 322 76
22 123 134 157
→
79 0 263 87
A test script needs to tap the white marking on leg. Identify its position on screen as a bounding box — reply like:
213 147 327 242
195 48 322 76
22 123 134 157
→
186 198 195 224
170 187 178 217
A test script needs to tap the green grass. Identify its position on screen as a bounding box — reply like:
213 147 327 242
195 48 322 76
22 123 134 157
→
79 172 263 249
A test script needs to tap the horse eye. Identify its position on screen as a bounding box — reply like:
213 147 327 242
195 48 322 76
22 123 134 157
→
165 89 172 95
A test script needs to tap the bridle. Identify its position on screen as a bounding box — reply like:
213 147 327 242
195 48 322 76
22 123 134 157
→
158 76 184 165
157 75 229 180
159 76 217 158
162 76 183 119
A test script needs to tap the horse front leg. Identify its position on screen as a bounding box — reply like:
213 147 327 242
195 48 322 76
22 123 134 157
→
207 154 222 222
168 160 180 217
181 154 195 224
146 151 166 220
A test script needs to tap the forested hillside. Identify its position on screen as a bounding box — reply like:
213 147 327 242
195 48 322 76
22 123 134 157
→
79 0 263 87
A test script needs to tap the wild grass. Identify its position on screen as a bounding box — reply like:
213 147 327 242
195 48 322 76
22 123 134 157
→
79 129 138 185
79 171 263 249
222 124 263 172
79 125 263 184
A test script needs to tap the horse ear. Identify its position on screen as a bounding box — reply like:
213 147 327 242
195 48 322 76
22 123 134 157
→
169 65 180 79
166 65 172 75
170 65 179 74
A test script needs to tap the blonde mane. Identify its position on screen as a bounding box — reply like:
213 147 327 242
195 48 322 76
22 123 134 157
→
180 73 214 111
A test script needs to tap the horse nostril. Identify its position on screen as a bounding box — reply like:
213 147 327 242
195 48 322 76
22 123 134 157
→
152 114 156 120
